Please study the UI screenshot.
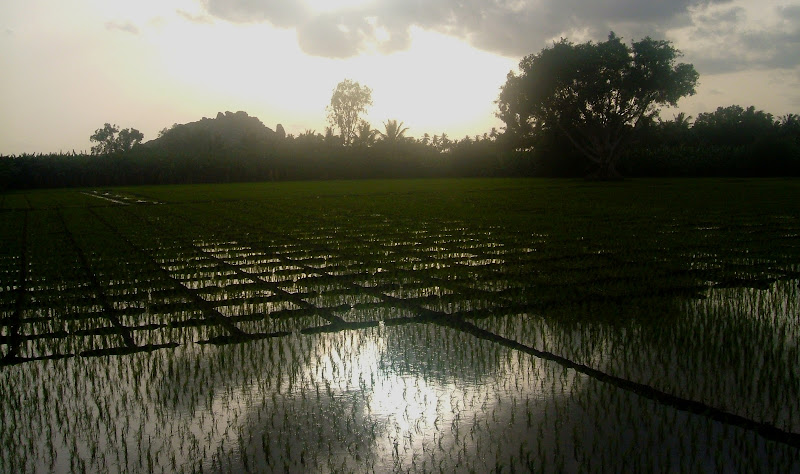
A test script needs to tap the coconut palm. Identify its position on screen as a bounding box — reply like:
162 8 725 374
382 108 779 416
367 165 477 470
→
323 126 342 146
353 120 379 147
439 132 451 153
379 119 409 143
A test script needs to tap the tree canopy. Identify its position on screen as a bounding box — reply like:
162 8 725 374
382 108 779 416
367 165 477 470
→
692 105 776 146
327 79 373 146
353 120 378 147
89 123 144 155
378 119 409 144
497 32 698 179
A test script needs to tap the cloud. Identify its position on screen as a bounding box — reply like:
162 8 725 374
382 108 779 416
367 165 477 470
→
198 0 800 76
779 5 800 21
296 13 371 58
198 0 728 58
105 20 140 35
678 3 800 74
200 0 309 27
177 10 214 24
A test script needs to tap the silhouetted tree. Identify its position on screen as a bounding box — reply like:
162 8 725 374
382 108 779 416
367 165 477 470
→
90 123 143 155
693 105 776 146
431 133 452 153
353 120 378 147
323 126 342 146
117 128 144 152
327 79 373 146
643 112 694 146
10 101 800 191
497 32 698 179
379 119 409 143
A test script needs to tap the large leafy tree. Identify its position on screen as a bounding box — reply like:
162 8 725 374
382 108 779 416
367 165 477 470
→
90 123 143 155
497 33 698 179
327 79 373 146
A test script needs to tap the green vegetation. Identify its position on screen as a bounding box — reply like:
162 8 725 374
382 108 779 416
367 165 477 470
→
497 32 699 179
327 79 373 146
3 35 800 189
1 178 799 471
2 102 798 190
89 123 144 156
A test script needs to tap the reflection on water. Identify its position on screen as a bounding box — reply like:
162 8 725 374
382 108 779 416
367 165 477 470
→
222 325 581 473
2 280 800 472
2 188 800 471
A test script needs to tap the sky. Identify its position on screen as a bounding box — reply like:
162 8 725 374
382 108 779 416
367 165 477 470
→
1 0 799 155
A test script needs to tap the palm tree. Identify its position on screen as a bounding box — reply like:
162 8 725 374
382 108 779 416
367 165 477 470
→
439 132 451 153
780 113 800 136
323 126 341 146
353 120 378 147
379 119 409 143
673 112 692 129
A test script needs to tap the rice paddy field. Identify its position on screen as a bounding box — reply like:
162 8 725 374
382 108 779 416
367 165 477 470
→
1 177 799 472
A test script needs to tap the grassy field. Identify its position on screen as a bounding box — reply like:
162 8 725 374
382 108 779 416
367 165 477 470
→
1 178 799 471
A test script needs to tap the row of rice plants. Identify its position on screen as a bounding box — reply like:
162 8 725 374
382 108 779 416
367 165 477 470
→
2 179 799 471
7 318 797 472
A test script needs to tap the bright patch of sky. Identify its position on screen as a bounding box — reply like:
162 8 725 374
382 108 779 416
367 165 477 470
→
1 0 799 154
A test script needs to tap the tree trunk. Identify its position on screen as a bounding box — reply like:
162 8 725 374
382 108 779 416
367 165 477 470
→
587 153 623 180
556 122 626 180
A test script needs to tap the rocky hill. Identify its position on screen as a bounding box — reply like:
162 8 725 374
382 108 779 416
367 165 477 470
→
144 111 284 151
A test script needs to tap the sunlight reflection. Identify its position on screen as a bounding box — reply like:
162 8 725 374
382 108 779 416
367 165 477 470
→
184 324 580 471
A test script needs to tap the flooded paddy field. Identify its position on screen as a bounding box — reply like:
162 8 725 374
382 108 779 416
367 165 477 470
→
1 178 799 472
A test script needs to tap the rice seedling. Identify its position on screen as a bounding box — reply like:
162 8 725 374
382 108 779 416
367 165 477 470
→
1 178 799 471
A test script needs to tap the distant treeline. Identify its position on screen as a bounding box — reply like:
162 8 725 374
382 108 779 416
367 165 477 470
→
2 105 799 190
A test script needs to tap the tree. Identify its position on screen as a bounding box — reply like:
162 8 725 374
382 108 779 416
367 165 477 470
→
379 119 409 143
90 123 143 155
117 128 144 152
353 120 378 147
327 79 373 146
323 126 341 146
692 105 776 146
641 112 693 146
431 133 452 153
497 32 698 179
90 123 119 155
779 114 800 145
